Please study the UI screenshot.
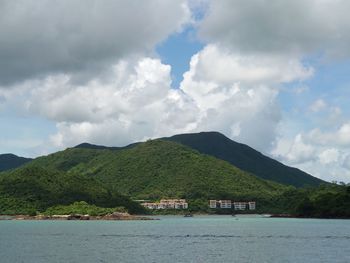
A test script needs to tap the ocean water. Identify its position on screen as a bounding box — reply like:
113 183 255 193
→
0 215 349 263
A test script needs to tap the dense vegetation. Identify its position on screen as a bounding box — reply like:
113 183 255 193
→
0 165 145 215
291 184 350 218
31 140 288 202
165 132 324 187
43 201 126 216
0 153 32 172
0 133 348 218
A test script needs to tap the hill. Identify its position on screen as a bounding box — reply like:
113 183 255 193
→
164 132 324 187
0 164 145 215
0 153 32 172
28 140 288 208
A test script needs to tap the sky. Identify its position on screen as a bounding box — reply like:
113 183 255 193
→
1 0 350 183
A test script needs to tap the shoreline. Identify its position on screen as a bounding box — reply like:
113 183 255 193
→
1 213 349 220
0 213 157 221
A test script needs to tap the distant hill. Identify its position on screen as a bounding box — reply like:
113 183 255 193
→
74 142 139 151
0 154 32 172
164 132 324 187
74 143 121 151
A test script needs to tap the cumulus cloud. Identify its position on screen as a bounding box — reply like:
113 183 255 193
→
23 58 199 147
0 0 190 86
180 45 312 150
2 43 312 152
307 123 350 147
199 0 350 57
319 148 340 165
272 134 316 164
272 122 350 182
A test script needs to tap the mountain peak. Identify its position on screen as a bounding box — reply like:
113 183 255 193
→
164 131 324 187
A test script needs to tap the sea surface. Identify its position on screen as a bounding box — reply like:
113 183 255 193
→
0 215 349 263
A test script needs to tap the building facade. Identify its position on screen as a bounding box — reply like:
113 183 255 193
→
209 200 256 210
141 199 188 210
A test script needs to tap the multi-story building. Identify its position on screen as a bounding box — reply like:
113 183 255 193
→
209 200 256 210
141 199 188 210
248 202 256 210
209 200 218 209
219 200 232 209
233 202 247 210
141 202 159 210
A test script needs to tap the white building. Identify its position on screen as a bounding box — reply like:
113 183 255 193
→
233 202 247 210
141 199 188 210
219 200 232 209
209 200 256 210
248 202 256 210
209 200 218 209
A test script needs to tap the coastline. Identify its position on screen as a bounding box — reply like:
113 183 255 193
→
0 212 157 221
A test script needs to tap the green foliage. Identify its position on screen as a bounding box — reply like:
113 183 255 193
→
2 138 345 217
63 140 288 203
43 201 125 216
165 132 324 187
294 185 350 218
0 165 145 215
1 140 290 214
0 196 38 215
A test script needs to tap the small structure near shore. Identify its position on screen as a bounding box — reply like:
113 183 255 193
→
141 199 188 210
209 200 256 210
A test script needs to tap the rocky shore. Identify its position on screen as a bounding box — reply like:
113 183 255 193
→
0 212 156 221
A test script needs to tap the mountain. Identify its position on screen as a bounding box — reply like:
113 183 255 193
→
0 133 339 216
27 140 287 204
164 132 324 187
0 153 32 172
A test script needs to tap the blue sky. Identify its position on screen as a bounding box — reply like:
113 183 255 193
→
156 28 204 88
1 0 350 182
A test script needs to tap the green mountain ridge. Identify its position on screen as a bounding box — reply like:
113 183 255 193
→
164 132 324 187
33 140 287 200
0 139 291 214
73 131 324 187
2 131 341 217
0 153 32 172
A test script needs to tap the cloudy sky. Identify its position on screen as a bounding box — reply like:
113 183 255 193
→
1 0 350 183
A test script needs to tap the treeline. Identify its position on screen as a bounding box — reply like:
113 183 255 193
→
294 185 350 218
269 184 350 218
0 165 146 215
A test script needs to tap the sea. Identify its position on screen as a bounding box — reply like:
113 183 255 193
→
0 215 349 263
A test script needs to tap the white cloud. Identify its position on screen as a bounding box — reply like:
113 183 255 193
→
199 0 350 58
272 122 350 182
180 45 312 151
1 43 312 153
181 45 313 88
319 148 340 165
307 123 350 147
23 58 200 148
0 0 191 85
273 134 316 164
